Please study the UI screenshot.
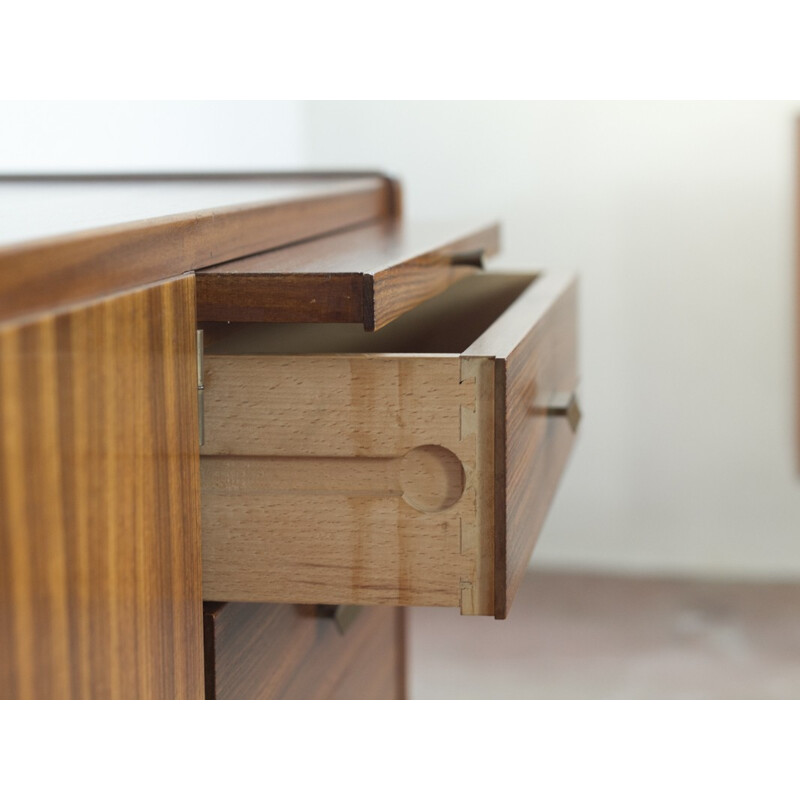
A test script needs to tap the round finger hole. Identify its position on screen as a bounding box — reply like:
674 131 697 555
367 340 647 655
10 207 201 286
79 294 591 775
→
399 445 466 512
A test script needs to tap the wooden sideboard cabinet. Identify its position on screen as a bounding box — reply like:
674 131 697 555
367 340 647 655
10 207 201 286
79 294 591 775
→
0 173 579 699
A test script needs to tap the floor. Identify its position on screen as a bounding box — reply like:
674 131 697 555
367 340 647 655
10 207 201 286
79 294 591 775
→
408 569 800 699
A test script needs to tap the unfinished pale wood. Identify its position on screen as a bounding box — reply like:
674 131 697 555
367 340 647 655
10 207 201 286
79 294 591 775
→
459 356 496 614
203 448 465 512
201 354 494 613
200 272 577 618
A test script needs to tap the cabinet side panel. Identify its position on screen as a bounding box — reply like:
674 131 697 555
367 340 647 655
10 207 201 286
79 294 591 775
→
0 276 204 699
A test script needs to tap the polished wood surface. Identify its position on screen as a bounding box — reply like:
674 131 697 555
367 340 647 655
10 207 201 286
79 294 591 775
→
369 223 499 331
467 274 579 618
196 219 500 330
0 276 204 698
0 175 394 324
204 602 405 700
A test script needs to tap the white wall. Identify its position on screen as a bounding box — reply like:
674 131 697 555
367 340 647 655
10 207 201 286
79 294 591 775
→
305 101 800 579
0 101 305 171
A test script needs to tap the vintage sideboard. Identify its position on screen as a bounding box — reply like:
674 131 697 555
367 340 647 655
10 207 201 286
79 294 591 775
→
0 173 578 699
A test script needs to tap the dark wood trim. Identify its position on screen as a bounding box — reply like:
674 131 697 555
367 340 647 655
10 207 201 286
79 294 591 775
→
196 220 500 330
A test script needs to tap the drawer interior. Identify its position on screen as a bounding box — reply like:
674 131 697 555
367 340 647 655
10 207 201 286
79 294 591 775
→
204 273 536 356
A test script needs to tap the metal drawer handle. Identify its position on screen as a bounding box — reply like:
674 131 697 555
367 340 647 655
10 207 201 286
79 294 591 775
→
531 391 581 433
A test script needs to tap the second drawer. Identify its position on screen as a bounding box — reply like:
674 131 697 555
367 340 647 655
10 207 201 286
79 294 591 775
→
200 272 578 618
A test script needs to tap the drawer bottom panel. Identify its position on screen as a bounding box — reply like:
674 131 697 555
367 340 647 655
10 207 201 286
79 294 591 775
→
204 603 405 700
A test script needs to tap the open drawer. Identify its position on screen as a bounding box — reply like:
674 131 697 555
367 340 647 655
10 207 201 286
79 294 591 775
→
200 272 578 618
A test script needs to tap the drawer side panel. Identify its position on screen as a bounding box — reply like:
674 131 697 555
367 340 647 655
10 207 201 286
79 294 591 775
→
0 277 204 698
201 354 492 610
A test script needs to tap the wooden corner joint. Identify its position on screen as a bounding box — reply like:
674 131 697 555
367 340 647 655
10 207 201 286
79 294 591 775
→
457 357 495 615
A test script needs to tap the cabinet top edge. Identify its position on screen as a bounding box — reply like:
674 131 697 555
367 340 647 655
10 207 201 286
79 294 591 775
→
0 172 400 324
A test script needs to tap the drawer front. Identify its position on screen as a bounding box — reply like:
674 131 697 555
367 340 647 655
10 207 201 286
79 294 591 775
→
204 603 405 700
467 276 579 618
196 219 500 331
201 272 578 618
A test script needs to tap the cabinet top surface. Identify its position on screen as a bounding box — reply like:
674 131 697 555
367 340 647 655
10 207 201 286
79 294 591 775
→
0 174 385 250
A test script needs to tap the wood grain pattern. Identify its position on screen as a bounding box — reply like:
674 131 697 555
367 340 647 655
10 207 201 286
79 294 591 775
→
196 220 500 330
0 176 394 324
200 273 577 618
201 272 535 357
200 354 493 613
199 272 366 325
467 274 579 618
369 224 500 331
204 603 405 700
0 276 204 698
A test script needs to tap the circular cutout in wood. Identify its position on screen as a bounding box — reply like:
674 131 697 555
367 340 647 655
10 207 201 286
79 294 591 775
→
399 445 466 512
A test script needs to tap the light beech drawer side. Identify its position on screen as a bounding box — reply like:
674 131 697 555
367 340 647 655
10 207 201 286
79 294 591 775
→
200 273 578 618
